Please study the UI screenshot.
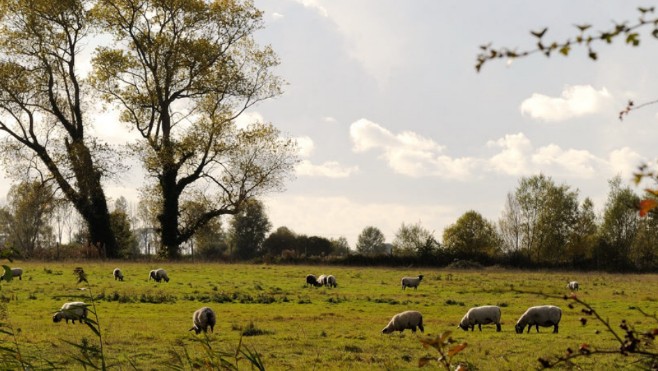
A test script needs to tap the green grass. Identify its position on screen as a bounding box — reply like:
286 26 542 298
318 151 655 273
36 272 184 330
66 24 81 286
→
0 262 656 369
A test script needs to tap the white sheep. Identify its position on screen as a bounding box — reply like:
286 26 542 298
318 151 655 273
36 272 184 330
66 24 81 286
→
567 281 579 291
113 268 124 281
401 274 424 290
149 268 169 283
326 275 337 288
515 305 562 334
189 307 217 334
0 267 23 281
382 310 424 334
53 302 88 324
317 274 327 286
458 305 502 332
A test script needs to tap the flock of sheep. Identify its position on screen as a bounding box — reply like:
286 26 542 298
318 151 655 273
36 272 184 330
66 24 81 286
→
377 278 578 335
2 265 580 339
51 267 214 334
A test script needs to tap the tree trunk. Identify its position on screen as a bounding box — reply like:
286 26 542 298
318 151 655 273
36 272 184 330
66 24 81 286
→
159 169 180 259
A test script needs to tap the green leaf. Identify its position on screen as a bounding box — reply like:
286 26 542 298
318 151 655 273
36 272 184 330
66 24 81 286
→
1 265 12 282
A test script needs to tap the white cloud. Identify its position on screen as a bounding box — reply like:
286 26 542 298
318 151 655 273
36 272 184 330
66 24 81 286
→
487 133 532 175
350 118 477 179
271 12 284 20
294 135 357 178
295 136 315 157
289 0 328 17
520 85 612 122
608 147 645 178
235 111 265 130
296 160 358 178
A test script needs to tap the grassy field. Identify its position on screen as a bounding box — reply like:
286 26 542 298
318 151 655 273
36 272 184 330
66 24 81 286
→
0 261 656 370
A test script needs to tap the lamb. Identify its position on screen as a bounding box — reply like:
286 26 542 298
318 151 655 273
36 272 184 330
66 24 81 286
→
326 275 337 288
458 305 502 332
401 274 424 290
567 281 579 291
306 274 320 287
515 305 562 334
53 302 88 324
149 268 169 283
113 268 124 281
0 267 23 281
189 307 217 335
382 310 424 334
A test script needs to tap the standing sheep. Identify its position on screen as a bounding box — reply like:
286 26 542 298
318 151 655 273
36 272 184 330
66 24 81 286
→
317 274 327 286
113 268 124 281
567 281 579 291
189 307 217 334
53 302 88 324
458 305 502 332
382 310 425 334
326 275 337 288
306 274 320 287
0 267 23 281
149 268 169 283
401 274 424 290
515 305 562 334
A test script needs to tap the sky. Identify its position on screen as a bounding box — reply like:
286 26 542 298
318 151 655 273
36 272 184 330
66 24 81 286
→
1 1 658 248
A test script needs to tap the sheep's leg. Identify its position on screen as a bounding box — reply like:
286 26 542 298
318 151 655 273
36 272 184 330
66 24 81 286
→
478 323 482 331
535 324 540 333
496 323 501 332
553 324 558 333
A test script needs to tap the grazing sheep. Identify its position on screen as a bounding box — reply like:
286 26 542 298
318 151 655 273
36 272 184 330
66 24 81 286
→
458 305 502 332
515 305 562 334
567 281 579 291
401 274 424 290
0 267 23 281
306 274 320 287
316 274 327 286
53 302 88 324
326 275 337 288
382 310 424 334
189 307 217 335
113 268 124 281
149 268 169 283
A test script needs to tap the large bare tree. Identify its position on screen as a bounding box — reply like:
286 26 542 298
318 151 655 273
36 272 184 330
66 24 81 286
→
90 0 297 258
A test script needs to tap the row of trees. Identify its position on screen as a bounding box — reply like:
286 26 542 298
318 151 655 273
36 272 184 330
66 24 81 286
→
2 171 656 271
0 0 297 259
353 174 657 271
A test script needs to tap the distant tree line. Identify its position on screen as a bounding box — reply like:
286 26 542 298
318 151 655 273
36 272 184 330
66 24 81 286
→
1 173 656 272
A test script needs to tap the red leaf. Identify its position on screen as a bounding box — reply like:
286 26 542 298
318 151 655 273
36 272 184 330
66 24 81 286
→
639 199 658 217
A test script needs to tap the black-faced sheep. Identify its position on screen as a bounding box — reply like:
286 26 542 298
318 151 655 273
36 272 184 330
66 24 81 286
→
326 275 337 288
382 310 424 334
0 267 23 281
113 268 124 281
401 274 424 290
458 305 502 332
567 281 579 291
515 305 562 334
306 274 320 287
53 302 88 324
149 268 169 283
189 307 217 335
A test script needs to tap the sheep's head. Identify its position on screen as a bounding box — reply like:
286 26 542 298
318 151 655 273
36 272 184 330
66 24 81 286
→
381 325 393 334
53 312 63 323
418 274 424 281
514 324 524 334
189 325 202 334
458 323 469 331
